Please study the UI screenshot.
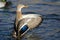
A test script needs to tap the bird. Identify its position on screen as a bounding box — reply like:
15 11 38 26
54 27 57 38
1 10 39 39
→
12 4 42 39
0 0 12 9
0 0 6 8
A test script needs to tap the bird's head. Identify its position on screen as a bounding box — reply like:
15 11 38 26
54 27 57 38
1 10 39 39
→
17 4 28 11
0 0 6 2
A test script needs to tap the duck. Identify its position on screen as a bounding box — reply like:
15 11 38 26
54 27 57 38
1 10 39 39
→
0 0 6 8
0 0 12 9
12 4 42 39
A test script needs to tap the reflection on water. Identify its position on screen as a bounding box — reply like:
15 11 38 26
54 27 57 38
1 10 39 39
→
0 0 60 40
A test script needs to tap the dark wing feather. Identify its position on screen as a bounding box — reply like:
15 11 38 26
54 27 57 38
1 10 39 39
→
14 18 17 31
16 18 30 36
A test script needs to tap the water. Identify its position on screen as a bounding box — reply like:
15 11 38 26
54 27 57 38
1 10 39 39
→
0 0 60 40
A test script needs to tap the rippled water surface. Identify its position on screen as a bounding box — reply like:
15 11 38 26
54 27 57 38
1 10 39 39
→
0 0 60 40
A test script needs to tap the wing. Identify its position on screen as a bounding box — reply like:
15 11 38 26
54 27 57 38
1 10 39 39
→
17 18 30 30
15 16 42 37
16 18 30 36
27 16 42 29
14 18 17 32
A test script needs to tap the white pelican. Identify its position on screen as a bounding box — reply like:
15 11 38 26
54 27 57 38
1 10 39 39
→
0 0 6 8
12 4 42 39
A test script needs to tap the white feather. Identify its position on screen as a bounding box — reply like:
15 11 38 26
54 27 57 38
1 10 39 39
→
0 2 6 8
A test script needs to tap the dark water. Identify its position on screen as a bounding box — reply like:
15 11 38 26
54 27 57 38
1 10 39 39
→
0 0 60 40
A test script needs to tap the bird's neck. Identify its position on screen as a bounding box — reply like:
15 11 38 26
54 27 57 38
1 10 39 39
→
16 9 22 26
16 8 22 20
